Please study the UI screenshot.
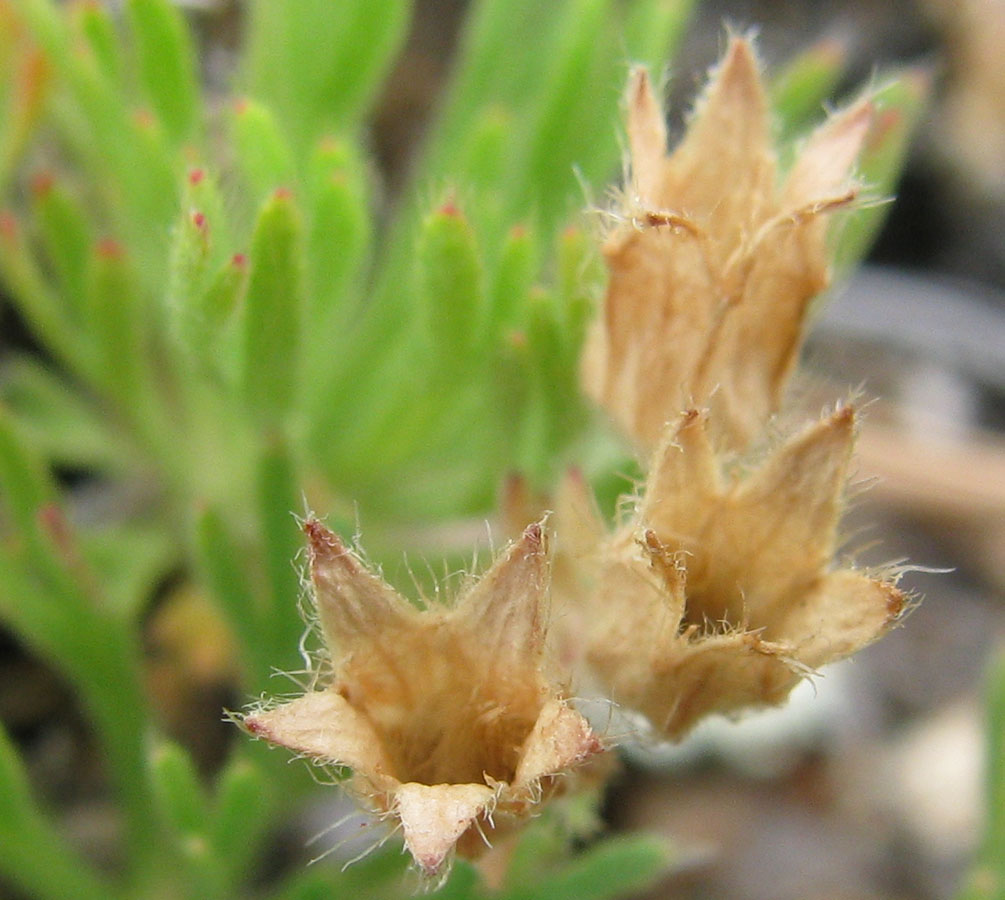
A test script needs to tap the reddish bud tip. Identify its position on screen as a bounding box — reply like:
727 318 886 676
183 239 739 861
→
273 187 293 201
30 171 54 197
243 716 267 736
303 518 352 565
509 224 528 240
132 108 155 129
36 503 71 549
438 199 462 218
231 252 247 268
96 237 123 259
507 330 528 350
884 583 907 620
191 210 206 229
188 168 205 186
522 521 543 547
0 211 19 240
233 97 249 115
832 405 855 428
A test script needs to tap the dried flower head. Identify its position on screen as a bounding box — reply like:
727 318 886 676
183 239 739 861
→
241 520 601 876
558 405 906 740
582 36 874 452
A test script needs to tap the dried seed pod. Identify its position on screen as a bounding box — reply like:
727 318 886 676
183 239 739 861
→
241 520 602 876
583 37 873 453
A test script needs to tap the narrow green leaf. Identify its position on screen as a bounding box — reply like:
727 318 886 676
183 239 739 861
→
0 543 159 877
195 252 249 380
556 225 601 368
320 0 412 129
0 723 115 900
525 289 566 404
419 201 484 372
30 172 92 321
0 40 49 194
305 137 372 339
0 211 93 377
456 104 511 191
232 98 297 202
0 355 133 471
424 0 567 176
983 649 1005 888
835 68 930 274
84 238 148 409
0 412 103 604
0 401 56 537
193 505 270 689
81 521 176 620
487 223 536 336
168 195 213 351
772 37 848 142
71 0 124 86
242 0 342 145
240 190 303 422
126 0 199 143
167 167 232 365
244 0 410 149
624 0 696 73
507 0 611 229
509 834 674 900
255 432 303 668
150 739 230 900
210 756 272 887
151 740 210 837
959 648 1005 899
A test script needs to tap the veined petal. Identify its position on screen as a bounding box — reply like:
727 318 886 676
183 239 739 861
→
780 569 907 669
586 223 716 447
243 689 396 785
640 408 720 541
639 631 800 740
728 407 854 592
513 698 603 789
661 37 775 249
626 67 668 204
782 98 873 212
304 518 417 659
394 782 496 875
457 521 550 670
699 225 831 448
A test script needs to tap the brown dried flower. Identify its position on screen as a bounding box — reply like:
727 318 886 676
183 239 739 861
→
582 36 874 452
558 405 906 740
241 519 601 875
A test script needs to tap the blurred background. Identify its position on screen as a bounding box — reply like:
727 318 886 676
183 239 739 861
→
3 1 1004 899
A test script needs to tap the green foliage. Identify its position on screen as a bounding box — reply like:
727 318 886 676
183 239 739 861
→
0 1 923 898
957 648 1005 900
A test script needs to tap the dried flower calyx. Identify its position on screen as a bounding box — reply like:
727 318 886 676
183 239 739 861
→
583 36 874 452
559 405 907 740
241 520 601 875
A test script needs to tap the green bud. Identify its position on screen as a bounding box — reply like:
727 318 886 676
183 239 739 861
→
240 190 303 422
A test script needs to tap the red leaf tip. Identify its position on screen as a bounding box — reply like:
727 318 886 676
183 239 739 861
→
30 171 54 197
438 199 462 218
0 211 18 240
96 237 123 259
